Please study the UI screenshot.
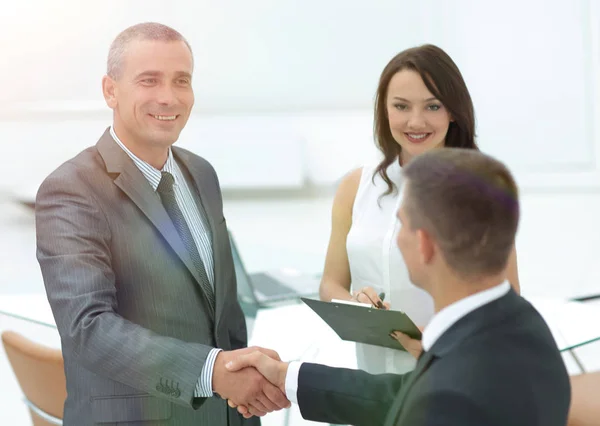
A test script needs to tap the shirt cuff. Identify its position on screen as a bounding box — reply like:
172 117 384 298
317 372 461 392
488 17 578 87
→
195 348 222 397
284 361 303 404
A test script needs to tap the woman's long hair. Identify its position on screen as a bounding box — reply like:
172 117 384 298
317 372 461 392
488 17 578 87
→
373 44 478 197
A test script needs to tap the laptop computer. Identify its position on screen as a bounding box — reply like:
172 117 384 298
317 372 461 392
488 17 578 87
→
228 231 321 307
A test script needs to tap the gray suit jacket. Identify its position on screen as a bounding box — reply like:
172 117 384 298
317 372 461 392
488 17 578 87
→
36 128 258 426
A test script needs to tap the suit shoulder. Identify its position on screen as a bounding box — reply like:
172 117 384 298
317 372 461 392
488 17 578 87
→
37 146 104 196
428 320 568 398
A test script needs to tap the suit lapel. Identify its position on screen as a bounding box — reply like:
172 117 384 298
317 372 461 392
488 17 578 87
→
173 148 226 327
384 289 523 425
385 352 436 425
96 129 205 290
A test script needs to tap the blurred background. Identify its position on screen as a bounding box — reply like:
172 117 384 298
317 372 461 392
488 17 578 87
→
1 0 600 424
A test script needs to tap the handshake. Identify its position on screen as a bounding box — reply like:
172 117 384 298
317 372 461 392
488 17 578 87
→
212 346 292 419
212 327 425 420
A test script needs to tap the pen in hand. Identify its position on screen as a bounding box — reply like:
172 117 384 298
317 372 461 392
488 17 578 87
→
376 292 387 310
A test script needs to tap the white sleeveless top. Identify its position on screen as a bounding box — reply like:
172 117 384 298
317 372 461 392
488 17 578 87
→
346 159 435 374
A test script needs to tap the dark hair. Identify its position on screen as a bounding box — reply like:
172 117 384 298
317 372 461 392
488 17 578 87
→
374 44 478 197
403 148 519 278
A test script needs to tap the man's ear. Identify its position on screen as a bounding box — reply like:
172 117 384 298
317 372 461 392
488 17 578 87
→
417 229 435 265
102 75 117 109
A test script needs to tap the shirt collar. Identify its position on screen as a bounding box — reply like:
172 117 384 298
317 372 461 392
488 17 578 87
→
109 125 177 191
422 281 511 351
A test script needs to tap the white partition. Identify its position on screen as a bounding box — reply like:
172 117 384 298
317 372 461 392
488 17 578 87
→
0 111 307 197
178 115 306 189
427 0 600 190
1 0 599 194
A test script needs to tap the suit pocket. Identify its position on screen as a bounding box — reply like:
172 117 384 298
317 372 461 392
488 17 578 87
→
91 394 172 423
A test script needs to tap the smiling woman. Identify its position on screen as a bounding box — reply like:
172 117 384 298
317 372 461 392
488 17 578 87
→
318 44 520 378
373 45 477 195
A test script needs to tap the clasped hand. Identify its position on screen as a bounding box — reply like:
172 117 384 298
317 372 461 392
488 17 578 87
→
212 346 290 418
221 333 424 419
214 291 425 419
218 349 290 419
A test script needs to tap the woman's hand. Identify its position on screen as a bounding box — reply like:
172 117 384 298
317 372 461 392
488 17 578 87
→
390 326 425 359
352 286 391 310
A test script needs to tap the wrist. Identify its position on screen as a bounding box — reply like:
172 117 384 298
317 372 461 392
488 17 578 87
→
212 351 226 395
278 362 290 393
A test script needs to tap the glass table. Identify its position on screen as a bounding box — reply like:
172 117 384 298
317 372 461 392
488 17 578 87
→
2 292 598 426
2 293 599 365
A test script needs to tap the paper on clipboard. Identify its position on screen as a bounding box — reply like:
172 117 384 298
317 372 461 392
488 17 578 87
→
331 298 373 308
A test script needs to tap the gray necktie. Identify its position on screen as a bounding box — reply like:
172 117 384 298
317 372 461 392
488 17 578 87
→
157 171 215 317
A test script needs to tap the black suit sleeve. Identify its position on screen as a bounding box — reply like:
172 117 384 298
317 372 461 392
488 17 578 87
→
297 362 411 426
395 391 494 426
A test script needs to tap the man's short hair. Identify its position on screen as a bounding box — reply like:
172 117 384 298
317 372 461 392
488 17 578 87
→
402 148 519 279
107 22 193 79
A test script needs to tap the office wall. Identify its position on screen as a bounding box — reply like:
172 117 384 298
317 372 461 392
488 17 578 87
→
0 0 598 299
1 0 598 194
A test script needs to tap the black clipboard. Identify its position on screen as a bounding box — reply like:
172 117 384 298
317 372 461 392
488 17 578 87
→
301 297 422 351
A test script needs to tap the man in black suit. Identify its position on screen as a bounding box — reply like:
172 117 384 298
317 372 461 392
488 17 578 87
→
226 148 571 425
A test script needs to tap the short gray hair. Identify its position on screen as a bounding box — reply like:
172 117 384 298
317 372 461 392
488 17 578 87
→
107 22 193 79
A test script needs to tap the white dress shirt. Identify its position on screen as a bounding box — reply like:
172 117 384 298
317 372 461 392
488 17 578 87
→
284 281 511 403
110 127 221 397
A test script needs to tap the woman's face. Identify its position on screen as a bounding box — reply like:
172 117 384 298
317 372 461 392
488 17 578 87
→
386 69 452 164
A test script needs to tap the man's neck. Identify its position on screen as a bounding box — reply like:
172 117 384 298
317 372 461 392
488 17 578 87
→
112 124 169 170
427 270 507 313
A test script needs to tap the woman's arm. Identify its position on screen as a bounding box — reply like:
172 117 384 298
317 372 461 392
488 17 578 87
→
318 168 363 302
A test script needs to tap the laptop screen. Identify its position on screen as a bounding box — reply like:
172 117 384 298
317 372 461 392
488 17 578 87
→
228 231 259 306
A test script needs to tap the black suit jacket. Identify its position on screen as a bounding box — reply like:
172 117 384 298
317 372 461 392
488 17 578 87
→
296 289 571 426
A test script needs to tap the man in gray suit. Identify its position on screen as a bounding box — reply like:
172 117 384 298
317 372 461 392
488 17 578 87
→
35 22 288 426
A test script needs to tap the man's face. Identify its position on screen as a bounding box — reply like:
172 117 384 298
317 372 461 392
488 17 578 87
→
102 39 194 150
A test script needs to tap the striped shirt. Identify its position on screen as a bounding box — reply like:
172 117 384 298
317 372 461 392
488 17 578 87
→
110 126 221 398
